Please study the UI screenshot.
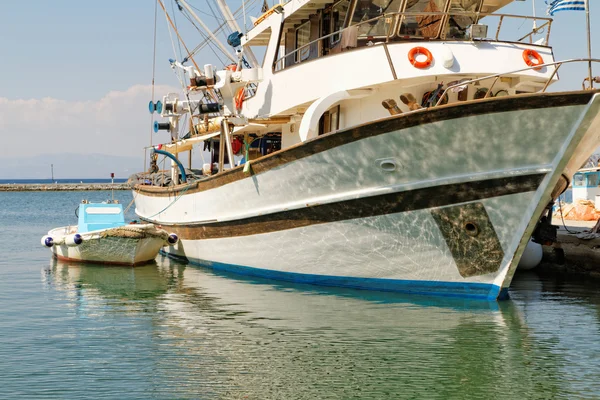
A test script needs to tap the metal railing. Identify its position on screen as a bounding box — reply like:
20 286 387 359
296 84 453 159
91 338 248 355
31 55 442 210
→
434 58 600 107
491 13 552 43
274 11 553 71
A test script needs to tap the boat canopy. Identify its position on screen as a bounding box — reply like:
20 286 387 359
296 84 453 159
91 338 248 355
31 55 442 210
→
77 203 125 233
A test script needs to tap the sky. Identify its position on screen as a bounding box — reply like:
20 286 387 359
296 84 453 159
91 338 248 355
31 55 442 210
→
1 0 599 177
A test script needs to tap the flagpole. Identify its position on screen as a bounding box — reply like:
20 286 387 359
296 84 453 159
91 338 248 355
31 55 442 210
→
586 0 593 88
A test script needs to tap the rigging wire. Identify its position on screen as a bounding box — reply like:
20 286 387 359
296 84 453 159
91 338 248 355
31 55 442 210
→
178 8 228 66
183 0 259 60
163 3 186 87
170 0 185 62
207 0 230 36
147 0 159 173
158 0 202 71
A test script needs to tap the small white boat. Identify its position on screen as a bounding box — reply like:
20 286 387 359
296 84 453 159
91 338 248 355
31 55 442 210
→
41 200 177 265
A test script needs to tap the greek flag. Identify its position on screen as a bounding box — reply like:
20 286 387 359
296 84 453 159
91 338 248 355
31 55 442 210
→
546 0 587 16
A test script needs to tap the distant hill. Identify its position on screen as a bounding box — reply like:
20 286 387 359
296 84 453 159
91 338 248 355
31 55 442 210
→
0 153 144 180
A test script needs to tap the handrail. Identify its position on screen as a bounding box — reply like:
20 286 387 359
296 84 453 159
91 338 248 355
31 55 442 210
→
434 58 600 107
274 11 553 70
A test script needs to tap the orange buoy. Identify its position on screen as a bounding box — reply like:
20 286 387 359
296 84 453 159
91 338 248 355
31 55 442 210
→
522 49 544 71
408 47 433 69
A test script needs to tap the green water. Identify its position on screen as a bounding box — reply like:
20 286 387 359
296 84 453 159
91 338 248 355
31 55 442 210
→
1 191 600 399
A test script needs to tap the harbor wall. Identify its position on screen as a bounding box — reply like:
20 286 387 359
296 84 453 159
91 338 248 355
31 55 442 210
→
0 183 131 191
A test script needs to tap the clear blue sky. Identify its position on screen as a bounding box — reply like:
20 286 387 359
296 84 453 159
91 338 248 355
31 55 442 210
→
1 0 597 101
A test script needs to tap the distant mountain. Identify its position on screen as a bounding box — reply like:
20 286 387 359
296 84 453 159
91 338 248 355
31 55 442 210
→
0 153 144 179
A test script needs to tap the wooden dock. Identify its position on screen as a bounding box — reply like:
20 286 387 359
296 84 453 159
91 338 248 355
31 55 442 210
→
0 183 131 192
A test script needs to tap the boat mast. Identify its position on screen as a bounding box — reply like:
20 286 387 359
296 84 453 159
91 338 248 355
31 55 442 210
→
176 0 237 64
586 0 593 88
214 0 260 67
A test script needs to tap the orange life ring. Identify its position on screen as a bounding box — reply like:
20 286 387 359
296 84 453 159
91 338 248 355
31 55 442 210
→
225 63 237 72
234 87 245 111
408 47 433 69
523 49 544 71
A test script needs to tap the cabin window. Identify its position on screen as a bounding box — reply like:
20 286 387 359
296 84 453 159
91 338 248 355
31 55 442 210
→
588 173 599 187
330 0 351 45
295 21 311 62
350 0 403 38
574 173 585 187
444 0 482 39
398 0 446 38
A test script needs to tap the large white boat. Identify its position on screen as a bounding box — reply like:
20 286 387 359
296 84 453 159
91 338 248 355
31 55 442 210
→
132 0 600 299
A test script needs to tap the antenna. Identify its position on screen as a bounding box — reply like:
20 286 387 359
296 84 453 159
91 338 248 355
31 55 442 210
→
532 0 537 31
51 164 54 183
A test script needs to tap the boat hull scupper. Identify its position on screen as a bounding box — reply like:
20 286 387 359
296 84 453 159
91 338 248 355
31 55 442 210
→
48 224 169 266
134 91 600 299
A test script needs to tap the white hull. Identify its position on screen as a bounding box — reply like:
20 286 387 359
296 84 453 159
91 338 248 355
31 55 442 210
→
134 92 600 298
47 224 168 266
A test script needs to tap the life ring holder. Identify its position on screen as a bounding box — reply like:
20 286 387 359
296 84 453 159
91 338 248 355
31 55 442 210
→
408 47 433 69
523 49 544 71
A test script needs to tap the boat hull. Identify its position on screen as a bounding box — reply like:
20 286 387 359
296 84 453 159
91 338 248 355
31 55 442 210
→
135 91 600 299
47 225 168 266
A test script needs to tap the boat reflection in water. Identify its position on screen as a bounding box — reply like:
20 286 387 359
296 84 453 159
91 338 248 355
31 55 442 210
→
44 257 587 399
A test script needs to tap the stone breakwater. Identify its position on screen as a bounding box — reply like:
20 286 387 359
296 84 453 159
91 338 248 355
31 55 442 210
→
0 183 131 191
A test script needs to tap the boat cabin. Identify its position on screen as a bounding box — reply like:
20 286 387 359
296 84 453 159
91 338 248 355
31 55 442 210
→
77 202 125 233
572 168 600 203
235 0 556 147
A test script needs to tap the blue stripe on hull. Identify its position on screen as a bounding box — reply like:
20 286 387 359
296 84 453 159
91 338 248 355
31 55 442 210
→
163 251 505 300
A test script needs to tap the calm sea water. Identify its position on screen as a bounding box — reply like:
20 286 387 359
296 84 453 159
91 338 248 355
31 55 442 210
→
1 191 600 399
